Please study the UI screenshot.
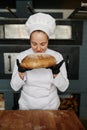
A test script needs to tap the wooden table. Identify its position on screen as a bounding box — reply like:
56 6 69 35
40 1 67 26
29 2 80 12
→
0 110 85 130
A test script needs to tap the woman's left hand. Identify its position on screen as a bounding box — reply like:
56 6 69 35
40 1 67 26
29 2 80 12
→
53 74 58 78
18 72 25 80
48 60 64 75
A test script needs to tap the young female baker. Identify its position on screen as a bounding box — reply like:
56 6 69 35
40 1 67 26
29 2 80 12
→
10 13 69 110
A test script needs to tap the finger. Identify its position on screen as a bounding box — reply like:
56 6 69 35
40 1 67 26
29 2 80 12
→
54 60 64 70
16 59 20 67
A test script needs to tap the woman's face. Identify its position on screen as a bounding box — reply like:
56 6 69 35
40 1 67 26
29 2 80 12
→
30 31 49 53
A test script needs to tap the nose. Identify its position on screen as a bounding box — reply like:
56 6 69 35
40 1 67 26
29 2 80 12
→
37 45 41 52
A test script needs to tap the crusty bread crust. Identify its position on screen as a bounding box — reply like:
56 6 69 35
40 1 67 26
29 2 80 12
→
20 53 56 69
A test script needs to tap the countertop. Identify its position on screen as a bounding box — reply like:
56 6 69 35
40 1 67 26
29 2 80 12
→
0 110 85 130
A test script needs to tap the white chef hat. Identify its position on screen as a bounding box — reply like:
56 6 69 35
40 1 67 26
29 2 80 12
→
25 13 56 37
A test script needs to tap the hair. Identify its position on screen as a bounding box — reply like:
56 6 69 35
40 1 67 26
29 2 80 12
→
30 30 49 40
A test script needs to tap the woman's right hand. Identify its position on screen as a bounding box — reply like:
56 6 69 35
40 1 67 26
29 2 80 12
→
16 59 27 72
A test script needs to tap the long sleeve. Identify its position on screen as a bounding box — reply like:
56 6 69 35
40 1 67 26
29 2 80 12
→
46 48 69 92
10 48 34 91
10 61 26 91
52 61 69 92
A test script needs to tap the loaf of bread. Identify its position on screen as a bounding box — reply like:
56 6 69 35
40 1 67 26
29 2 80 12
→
20 53 56 69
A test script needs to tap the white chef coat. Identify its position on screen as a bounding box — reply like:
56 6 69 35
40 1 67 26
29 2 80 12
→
10 48 69 110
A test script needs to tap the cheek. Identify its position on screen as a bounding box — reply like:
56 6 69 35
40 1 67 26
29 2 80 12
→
31 45 36 50
42 44 48 49
31 45 40 52
31 46 36 53
41 46 47 52
42 46 46 49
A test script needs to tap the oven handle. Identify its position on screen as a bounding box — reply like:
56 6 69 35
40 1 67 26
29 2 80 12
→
8 55 12 72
